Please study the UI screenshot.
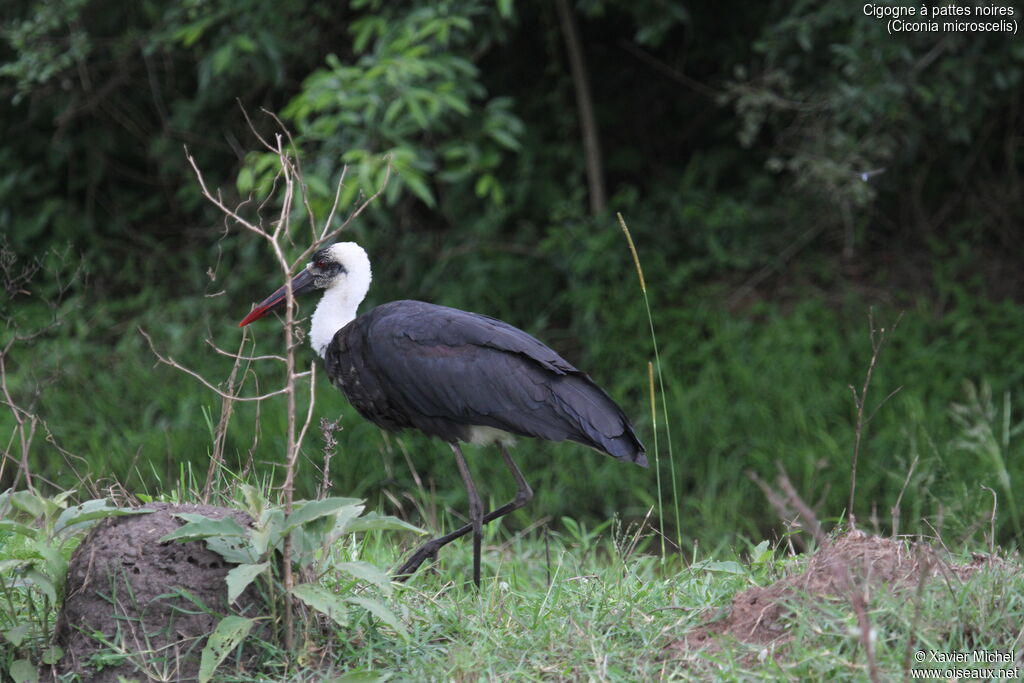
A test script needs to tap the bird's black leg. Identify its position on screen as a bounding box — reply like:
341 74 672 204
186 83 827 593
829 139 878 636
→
496 443 534 510
450 443 484 587
394 445 533 583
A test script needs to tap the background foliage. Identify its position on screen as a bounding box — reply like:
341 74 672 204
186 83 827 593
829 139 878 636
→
3 0 1023 552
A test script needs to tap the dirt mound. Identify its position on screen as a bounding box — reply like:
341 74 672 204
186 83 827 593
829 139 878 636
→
670 531 992 652
53 502 263 683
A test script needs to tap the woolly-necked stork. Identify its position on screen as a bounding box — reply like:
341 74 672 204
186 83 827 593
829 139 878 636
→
239 243 646 586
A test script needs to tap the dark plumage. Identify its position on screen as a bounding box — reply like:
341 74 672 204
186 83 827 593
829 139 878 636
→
239 242 645 587
326 300 646 465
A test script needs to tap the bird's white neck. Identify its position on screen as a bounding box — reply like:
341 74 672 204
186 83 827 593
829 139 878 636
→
310 289 358 358
309 252 372 358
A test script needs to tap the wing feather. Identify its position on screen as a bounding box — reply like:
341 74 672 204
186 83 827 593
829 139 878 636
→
331 300 645 465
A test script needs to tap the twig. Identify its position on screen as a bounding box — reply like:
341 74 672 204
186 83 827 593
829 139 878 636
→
901 547 933 679
205 338 286 363
890 454 919 538
0 352 36 490
202 332 249 502
618 40 721 99
768 467 880 683
776 469 825 545
317 418 340 500
850 582 881 683
556 0 606 214
848 309 902 529
139 328 309 402
981 485 997 557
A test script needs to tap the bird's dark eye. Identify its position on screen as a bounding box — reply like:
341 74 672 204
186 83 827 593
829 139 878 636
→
314 260 327 270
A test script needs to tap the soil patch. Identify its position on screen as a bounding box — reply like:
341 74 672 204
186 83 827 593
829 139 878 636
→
53 502 263 682
668 531 994 654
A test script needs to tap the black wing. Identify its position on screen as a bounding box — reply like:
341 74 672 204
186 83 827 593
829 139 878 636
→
326 300 646 466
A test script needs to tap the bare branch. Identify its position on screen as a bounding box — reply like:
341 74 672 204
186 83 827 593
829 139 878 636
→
848 310 903 529
203 332 249 502
139 328 306 402
238 101 278 154
317 160 392 250
205 338 287 363
320 165 350 241
293 360 319 464
185 147 266 239
261 108 318 239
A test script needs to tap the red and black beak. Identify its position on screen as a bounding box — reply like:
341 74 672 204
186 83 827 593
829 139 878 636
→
238 268 318 327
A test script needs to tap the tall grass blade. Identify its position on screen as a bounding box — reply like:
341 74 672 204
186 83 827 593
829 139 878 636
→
619 213 682 554
648 362 664 556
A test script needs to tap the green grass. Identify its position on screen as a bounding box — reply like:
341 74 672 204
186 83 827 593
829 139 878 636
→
3 475 1024 680
300 529 1024 681
6 272 1024 552
317 523 1024 682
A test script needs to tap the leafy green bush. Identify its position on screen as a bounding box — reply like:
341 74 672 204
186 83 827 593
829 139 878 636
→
0 489 149 677
160 486 419 680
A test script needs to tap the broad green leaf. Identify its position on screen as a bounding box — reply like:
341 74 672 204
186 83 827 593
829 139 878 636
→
25 568 56 604
204 535 258 565
41 646 62 665
342 513 423 535
233 35 256 53
0 520 36 538
252 508 285 554
198 616 255 683
162 516 254 563
9 492 46 519
4 623 30 646
474 173 494 198
10 659 38 683
750 540 773 564
287 527 321 565
55 500 150 535
326 505 366 540
237 166 255 194
394 164 435 207
175 22 207 47
291 582 348 627
347 596 408 639
226 562 268 604
284 498 362 533
210 44 234 77
239 485 264 518
32 541 66 586
0 559 27 574
335 561 393 596
488 128 521 151
52 490 76 506
162 515 249 542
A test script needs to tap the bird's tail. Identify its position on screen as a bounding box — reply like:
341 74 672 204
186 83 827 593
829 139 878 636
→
553 375 647 467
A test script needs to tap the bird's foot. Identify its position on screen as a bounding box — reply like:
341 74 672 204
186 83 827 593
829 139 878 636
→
393 541 442 581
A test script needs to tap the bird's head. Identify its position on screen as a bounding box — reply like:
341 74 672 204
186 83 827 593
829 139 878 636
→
238 242 372 327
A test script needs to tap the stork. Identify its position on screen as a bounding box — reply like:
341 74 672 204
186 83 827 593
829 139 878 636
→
239 243 646 586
